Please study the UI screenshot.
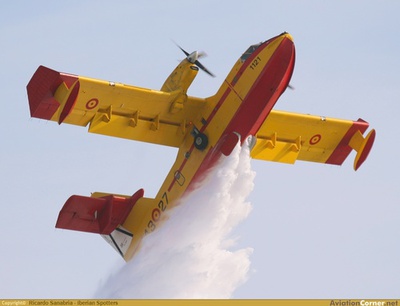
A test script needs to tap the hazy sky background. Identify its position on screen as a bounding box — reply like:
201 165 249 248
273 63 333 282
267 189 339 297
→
1 0 399 299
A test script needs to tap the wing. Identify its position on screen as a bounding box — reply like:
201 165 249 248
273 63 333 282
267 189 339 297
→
27 66 204 147
251 110 376 170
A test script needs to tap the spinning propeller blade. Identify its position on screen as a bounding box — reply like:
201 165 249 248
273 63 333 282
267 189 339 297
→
175 43 215 77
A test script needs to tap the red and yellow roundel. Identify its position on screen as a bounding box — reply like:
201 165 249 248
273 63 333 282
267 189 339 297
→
309 134 321 145
86 98 99 110
152 208 161 222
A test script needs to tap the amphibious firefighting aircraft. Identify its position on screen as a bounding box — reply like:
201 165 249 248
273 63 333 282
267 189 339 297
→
27 32 375 261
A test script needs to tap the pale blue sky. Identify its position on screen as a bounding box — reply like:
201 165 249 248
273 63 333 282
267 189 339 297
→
1 0 399 299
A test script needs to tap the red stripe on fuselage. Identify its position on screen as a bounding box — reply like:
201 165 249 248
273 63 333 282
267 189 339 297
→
167 86 234 192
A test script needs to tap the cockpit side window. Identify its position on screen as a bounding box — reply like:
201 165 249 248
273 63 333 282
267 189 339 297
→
240 42 263 62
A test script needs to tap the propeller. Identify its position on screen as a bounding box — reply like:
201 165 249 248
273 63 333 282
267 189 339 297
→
175 43 215 77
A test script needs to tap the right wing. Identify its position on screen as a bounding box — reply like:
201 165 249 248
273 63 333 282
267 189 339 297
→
252 110 376 170
27 66 204 147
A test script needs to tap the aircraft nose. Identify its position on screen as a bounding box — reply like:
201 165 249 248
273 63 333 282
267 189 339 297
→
280 32 294 42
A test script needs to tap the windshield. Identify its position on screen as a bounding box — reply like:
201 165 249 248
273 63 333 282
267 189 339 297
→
240 42 262 62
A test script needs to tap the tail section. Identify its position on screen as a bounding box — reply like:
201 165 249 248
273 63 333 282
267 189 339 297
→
55 188 162 260
56 189 145 259
101 225 134 258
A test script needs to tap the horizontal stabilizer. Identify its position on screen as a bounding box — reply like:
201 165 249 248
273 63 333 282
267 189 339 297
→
56 189 144 235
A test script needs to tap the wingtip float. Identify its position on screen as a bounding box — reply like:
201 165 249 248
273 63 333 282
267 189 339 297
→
27 32 375 261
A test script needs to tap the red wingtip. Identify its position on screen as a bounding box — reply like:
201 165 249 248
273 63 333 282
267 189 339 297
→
354 129 376 171
27 66 62 120
27 65 79 121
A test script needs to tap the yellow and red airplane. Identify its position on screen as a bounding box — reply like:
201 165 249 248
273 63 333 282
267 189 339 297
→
27 32 375 261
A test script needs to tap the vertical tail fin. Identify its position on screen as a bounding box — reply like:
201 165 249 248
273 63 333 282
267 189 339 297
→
101 225 134 258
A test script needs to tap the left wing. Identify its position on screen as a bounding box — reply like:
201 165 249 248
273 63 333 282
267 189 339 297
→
251 110 375 170
27 66 204 147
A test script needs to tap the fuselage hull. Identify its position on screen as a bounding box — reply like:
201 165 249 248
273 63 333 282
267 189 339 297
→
122 33 295 261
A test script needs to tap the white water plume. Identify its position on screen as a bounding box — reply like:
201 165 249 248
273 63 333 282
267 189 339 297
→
95 143 255 298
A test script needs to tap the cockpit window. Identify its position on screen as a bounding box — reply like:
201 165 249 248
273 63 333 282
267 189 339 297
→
240 42 262 62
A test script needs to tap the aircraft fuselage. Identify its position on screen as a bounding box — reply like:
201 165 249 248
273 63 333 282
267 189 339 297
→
122 32 295 260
